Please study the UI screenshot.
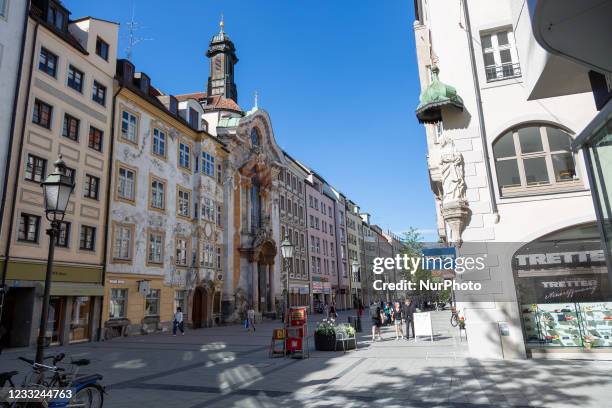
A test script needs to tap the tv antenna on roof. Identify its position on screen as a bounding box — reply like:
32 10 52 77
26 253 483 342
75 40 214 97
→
125 4 153 61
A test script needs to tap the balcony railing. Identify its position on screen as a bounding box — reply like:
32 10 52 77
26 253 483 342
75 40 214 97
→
485 62 521 83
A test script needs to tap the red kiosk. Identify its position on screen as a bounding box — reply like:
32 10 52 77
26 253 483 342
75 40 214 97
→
285 306 309 358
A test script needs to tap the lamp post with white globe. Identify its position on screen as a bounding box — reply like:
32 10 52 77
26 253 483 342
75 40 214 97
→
36 156 74 363
280 234 294 323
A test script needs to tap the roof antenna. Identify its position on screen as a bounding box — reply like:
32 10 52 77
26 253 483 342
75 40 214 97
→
125 3 153 61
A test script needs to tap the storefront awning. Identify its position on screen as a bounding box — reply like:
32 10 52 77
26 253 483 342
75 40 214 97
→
416 66 464 124
50 283 104 296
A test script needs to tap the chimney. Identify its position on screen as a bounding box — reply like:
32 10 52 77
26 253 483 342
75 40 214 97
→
157 95 179 115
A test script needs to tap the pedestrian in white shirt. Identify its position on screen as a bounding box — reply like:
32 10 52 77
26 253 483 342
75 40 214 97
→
247 306 256 333
173 307 184 336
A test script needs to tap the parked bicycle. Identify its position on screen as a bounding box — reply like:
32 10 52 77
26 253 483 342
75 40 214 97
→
450 307 459 327
0 352 104 407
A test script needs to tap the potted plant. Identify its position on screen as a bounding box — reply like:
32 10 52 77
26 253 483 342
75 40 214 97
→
458 316 466 330
314 319 337 351
583 335 596 350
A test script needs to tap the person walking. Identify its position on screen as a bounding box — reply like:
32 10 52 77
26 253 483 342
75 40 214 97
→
173 307 184 336
247 306 256 333
324 302 330 320
329 302 337 320
403 298 416 340
393 302 404 340
369 301 382 341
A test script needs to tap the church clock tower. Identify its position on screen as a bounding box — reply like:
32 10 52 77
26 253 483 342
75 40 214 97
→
206 18 239 102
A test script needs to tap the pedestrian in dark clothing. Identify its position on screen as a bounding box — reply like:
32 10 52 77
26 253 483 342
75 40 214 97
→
403 298 416 339
370 302 382 341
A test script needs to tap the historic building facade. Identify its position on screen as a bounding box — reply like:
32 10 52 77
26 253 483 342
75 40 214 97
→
345 199 362 307
413 0 601 358
0 0 118 347
280 152 309 307
103 59 227 336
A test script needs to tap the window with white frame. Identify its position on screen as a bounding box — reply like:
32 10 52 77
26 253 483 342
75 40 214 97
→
121 110 137 143
175 238 187 266
481 29 520 82
175 290 187 317
147 231 163 264
202 152 215 177
493 124 580 196
178 189 190 218
117 166 135 201
179 143 190 169
113 224 132 260
201 242 214 267
150 179 165 210
202 198 215 222
109 289 127 318
0 0 7 18
152 128 166 157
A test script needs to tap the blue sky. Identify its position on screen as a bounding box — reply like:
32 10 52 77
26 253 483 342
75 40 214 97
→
65 0 437 240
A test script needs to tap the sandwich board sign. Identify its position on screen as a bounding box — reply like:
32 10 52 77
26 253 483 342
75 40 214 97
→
414 312 434 342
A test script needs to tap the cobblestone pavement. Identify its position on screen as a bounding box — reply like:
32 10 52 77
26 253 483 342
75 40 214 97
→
1 310 612 407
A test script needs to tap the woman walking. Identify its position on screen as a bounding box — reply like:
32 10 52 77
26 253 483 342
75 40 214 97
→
247 305 256 333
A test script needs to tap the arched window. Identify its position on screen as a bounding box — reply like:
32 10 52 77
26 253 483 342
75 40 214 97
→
493 124 580 196
250 128 260 146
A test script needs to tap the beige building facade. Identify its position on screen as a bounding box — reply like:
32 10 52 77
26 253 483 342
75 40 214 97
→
0 0 118 347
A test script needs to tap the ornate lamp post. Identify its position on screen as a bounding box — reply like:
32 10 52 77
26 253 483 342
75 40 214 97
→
351 259 360 308
36 156 74 363
280 234 294 323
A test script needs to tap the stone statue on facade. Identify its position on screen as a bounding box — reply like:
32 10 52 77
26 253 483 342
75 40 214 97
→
438 134 470 246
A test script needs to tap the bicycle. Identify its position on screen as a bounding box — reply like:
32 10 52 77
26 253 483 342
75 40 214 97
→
0 352 104 407
450 307 459 327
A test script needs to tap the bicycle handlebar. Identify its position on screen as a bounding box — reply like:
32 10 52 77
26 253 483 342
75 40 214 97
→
18 356 34 365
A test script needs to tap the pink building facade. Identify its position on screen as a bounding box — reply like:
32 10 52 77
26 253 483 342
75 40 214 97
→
304 173 338 312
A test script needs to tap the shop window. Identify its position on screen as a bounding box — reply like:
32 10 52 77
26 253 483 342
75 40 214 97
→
493 124 581 197
145 289 160 316
69 297 91 342
109 289 127 319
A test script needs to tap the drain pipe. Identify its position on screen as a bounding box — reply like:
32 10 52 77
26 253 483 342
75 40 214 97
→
97 84 123 341
461 0 500 222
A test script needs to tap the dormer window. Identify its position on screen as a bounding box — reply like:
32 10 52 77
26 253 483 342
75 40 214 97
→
47 5 66 31
96 37 109 61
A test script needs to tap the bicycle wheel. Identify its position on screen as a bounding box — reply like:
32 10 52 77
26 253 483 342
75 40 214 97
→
450 314 458 327
68 384 103 408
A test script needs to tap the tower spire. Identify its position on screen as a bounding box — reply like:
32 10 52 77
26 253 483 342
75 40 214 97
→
220 13 224 33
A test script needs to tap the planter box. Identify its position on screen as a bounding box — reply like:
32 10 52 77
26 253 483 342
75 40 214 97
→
314 333 356 351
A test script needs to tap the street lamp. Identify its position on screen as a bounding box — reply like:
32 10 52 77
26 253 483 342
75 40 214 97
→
280 234 294 323
36 156 74 363
351 259 360 308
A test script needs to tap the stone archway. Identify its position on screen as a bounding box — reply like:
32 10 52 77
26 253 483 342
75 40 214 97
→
191 286 209 329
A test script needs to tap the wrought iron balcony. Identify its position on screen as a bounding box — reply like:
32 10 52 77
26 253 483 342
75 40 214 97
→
485 62 522 83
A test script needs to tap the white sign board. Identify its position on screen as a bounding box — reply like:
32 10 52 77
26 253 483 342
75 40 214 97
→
413 312 434 342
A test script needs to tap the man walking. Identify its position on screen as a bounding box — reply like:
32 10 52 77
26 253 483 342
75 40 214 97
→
403 298 416 340
173 307 184 336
